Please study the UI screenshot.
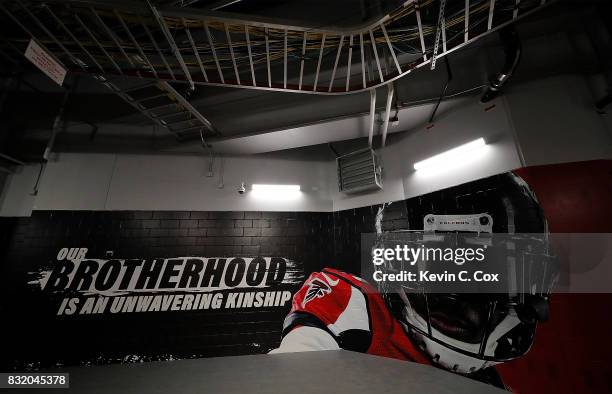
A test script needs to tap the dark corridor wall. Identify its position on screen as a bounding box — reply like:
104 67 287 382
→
4 187 478 371
1 159 611 394
0 211 333 370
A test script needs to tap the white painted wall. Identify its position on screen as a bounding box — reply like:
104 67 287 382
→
1 75 609 216
401 97 524 199
332 97 524 211
104 153 333 212
33 154 116 211
1 152 333 214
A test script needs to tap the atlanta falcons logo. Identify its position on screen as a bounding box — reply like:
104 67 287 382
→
302 273 339 307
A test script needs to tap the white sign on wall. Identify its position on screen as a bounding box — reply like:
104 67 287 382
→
24 39 67 86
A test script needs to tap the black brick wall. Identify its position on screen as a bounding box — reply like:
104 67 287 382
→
332 203 408 275
2 210 333 266
0 210 333 370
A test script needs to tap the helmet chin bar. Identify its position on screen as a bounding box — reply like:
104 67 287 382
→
399 289 530 373
408 327 498 374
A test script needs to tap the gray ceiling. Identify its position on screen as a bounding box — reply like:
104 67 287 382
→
0 0 610 160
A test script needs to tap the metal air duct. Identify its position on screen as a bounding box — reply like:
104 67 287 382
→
337 148 382 194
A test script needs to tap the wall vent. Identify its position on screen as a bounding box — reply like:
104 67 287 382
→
337 148 383 194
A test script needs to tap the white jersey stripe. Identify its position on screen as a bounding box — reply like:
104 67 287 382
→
327 286 370 335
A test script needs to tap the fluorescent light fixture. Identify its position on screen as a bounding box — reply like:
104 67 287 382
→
413 138 487 172
251 184 301 200
252 184 300 192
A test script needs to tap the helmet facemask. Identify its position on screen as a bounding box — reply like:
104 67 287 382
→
372 227 557 374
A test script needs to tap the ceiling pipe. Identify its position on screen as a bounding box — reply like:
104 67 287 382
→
0 153 25 166
32 79 73 196
429 57 453 124
207 0 244 11
43 80 73 161
368 89 376 147
481 26 521 103
381 83 394 147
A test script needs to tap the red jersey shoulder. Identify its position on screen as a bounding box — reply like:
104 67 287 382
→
290 269 367 326
290 270 347 325
289 268 430 364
